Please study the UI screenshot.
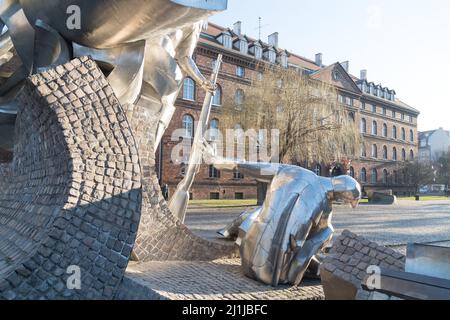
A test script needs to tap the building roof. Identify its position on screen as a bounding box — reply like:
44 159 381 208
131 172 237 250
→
201 22 419 114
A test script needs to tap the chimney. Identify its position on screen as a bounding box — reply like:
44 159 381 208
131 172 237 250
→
315 53 323 67
341 61 349 73
233 21 242 36
360 69 367 80
268 32 279 48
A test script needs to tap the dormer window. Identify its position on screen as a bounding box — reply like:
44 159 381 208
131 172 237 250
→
254 45 262 59
236 38 248 54
219 32 233 49
279 51 288 68
264 48 277 63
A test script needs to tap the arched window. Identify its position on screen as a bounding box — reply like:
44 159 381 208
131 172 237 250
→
393 171 398 184
361 144 367 157
314 164 322 176
410 150 414 160
401 128 406 141
209 118 219 141
371 144 378 158
392 126 397 139
182 114 194 138
212 85 222 106
382 145 388 160
349 166 355 178
402 148 406 161
372 121 378 135
182 78 195 101
383 169 388 184
371 168 378 184
383 123 388 137
393 147 397 161
360 168 367 183
235 89 244 110
410 129 414 142
361 118 367 133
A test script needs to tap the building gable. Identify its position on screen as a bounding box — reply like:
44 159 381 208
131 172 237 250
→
311 63 361 95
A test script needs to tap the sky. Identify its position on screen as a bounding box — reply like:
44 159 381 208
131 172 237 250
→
210 0 450 132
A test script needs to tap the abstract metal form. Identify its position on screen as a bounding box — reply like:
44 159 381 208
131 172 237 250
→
204 143 362 286
0 0 230 299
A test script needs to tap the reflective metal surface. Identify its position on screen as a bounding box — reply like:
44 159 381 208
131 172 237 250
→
19 0 226 48
169 54 222 222
0 0 226 153
204 148 361 286
406 243 450 281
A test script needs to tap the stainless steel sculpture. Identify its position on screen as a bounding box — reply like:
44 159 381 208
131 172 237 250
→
168 54 223 222
0 0 225 152
203 142 362 286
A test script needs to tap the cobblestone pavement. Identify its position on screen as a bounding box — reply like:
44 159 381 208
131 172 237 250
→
186 200 450 247
126 259 324 300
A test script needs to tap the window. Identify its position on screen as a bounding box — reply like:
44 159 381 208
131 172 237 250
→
348 112 355 122
410 116 414 123
236 66 245 78
410 129 414 142
361 118 367 133
393 147 397 161
210 192 220 200
392 126 397 139
383 145 388 160
383 123 388 137
372 105 377 113
349 166 355 178
361 102 366 110
360 168 367 183
372 121 378 135
402 148 406 161
393 171 398 184
401 128 406 141
239 40 248 54
345 97 353 106
401 113 405 121
182 114 194 138
410 150 414 160
235 192 244 200
361 144 367 157
209 165 220 178
233 168 244 179
392 110 396 119
371 169 378 184
235 89 244 110
371 144 378 158
383 169 388 184
212 85 222 106
182 78 195 101
209 118 219 141
314 164 322 176
382 107 387 115
223 35 232 49
254 45 262 59
338 95 344 104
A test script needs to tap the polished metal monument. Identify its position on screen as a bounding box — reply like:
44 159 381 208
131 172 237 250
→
0 0 223 152
204 142 362 286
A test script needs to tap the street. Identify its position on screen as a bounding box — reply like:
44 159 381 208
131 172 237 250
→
185 200 450 248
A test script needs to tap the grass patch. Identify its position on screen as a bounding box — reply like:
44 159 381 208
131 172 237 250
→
189 199 258 208
398 196 450 201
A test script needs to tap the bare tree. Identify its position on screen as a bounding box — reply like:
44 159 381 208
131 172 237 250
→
220 64 360 165
402 161 435 195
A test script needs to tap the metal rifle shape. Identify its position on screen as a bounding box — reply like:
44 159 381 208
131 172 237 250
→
169 54 223 223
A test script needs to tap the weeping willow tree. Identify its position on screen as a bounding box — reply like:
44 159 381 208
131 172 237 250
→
220 64 361 165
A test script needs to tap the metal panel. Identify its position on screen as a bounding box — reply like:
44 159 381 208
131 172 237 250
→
406 243 450 281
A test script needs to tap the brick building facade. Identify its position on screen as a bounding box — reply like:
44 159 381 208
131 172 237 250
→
155 21 420 199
